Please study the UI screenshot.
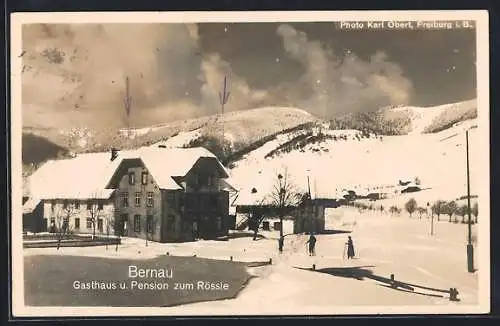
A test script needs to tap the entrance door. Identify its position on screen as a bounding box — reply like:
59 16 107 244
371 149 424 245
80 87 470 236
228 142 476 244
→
121 214 128 236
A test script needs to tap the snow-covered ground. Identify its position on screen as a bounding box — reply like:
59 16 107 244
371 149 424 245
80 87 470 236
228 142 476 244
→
24 207 481 313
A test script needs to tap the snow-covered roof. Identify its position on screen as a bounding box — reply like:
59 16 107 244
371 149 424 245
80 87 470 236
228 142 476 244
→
109 147 228 190
220 179 238 193
232 187 275 207
28 151 123 200
28 146 227 200
23 197 41 214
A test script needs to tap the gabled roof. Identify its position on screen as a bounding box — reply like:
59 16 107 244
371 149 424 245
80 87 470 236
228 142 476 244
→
27 146 229 201
23 197 41 214
106 147 228 190
28 151 124 200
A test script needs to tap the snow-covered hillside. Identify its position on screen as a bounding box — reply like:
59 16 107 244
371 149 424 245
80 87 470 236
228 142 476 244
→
227 114 480 206
392 99 477 135
148 106 317 149
23 100 480 206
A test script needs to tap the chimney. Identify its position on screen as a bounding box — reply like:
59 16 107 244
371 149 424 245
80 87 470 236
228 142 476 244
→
111 148 119 161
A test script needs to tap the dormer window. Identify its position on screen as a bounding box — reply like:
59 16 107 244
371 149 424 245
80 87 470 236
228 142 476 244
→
128 172 135 185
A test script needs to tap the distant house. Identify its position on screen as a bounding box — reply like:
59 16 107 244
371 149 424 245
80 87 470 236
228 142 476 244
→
400 184 422 194
23 146 232 242
293 198 339 234
232 181 338 234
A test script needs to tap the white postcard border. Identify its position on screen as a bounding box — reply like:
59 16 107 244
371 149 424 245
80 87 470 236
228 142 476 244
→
10 10 490 317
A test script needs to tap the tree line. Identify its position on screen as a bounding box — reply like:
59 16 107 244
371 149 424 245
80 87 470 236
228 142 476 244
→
347 198 479 224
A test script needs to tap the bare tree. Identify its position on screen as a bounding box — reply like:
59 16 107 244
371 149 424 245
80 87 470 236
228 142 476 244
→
246 196 267 241
87 193 104 240
269 169 302 238
417 207 427 219
104 214 115 250
404 198 417 217
54 202 77 250
389 205 400 216
457 204 469 224
431 200 446 221
443 201 458 223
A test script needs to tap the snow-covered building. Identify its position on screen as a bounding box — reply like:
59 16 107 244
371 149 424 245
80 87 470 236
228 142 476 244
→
23 146 232 242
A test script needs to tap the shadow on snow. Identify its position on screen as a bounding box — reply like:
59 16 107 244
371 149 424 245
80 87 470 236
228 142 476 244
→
294 265 454 300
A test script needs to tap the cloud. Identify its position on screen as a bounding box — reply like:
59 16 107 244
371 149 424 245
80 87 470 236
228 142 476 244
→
276 24 414 118
21 23 266 129
21 23 415 130
199 53 268 114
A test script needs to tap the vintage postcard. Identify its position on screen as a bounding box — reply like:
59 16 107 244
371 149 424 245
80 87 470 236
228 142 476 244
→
10 10 490 317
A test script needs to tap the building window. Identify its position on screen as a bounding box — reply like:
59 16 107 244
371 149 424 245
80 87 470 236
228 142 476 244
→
86 218 92 229
207 175 212 187
98 200 104 210
147 192 154 207
147 215 154 234
134 215 141 232
51 200 56 211
121 192 129 207
141 172 148 185
135 192 141 207
63 199 69 209
86 200 92 210
217 216 222 230
97 218 103 232
198 175 209 186
74 218 80 229
74 201 80 210
128 172 135 185
120 214 129 235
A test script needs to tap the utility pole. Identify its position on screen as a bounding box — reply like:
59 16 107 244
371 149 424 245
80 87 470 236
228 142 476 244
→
123 76 132 138
466 129 474 273
219 76 230 153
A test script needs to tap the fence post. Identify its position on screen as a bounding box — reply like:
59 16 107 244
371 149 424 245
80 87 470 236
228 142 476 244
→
269 258 272 265
312 264 316 270
449 288 459 301
390 274 396 288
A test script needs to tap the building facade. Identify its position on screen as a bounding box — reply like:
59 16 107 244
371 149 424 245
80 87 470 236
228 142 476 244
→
105 151 230 243
23 147 231 242
23 197 115 235
293 200 328 234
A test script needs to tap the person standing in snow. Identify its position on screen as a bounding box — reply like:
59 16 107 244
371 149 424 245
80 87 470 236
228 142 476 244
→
346 236 355 259
306 232 317 256
192 220 198 240
278 235 284 253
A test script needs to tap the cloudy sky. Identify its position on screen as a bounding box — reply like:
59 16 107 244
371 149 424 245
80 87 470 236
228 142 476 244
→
21 22 476 129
